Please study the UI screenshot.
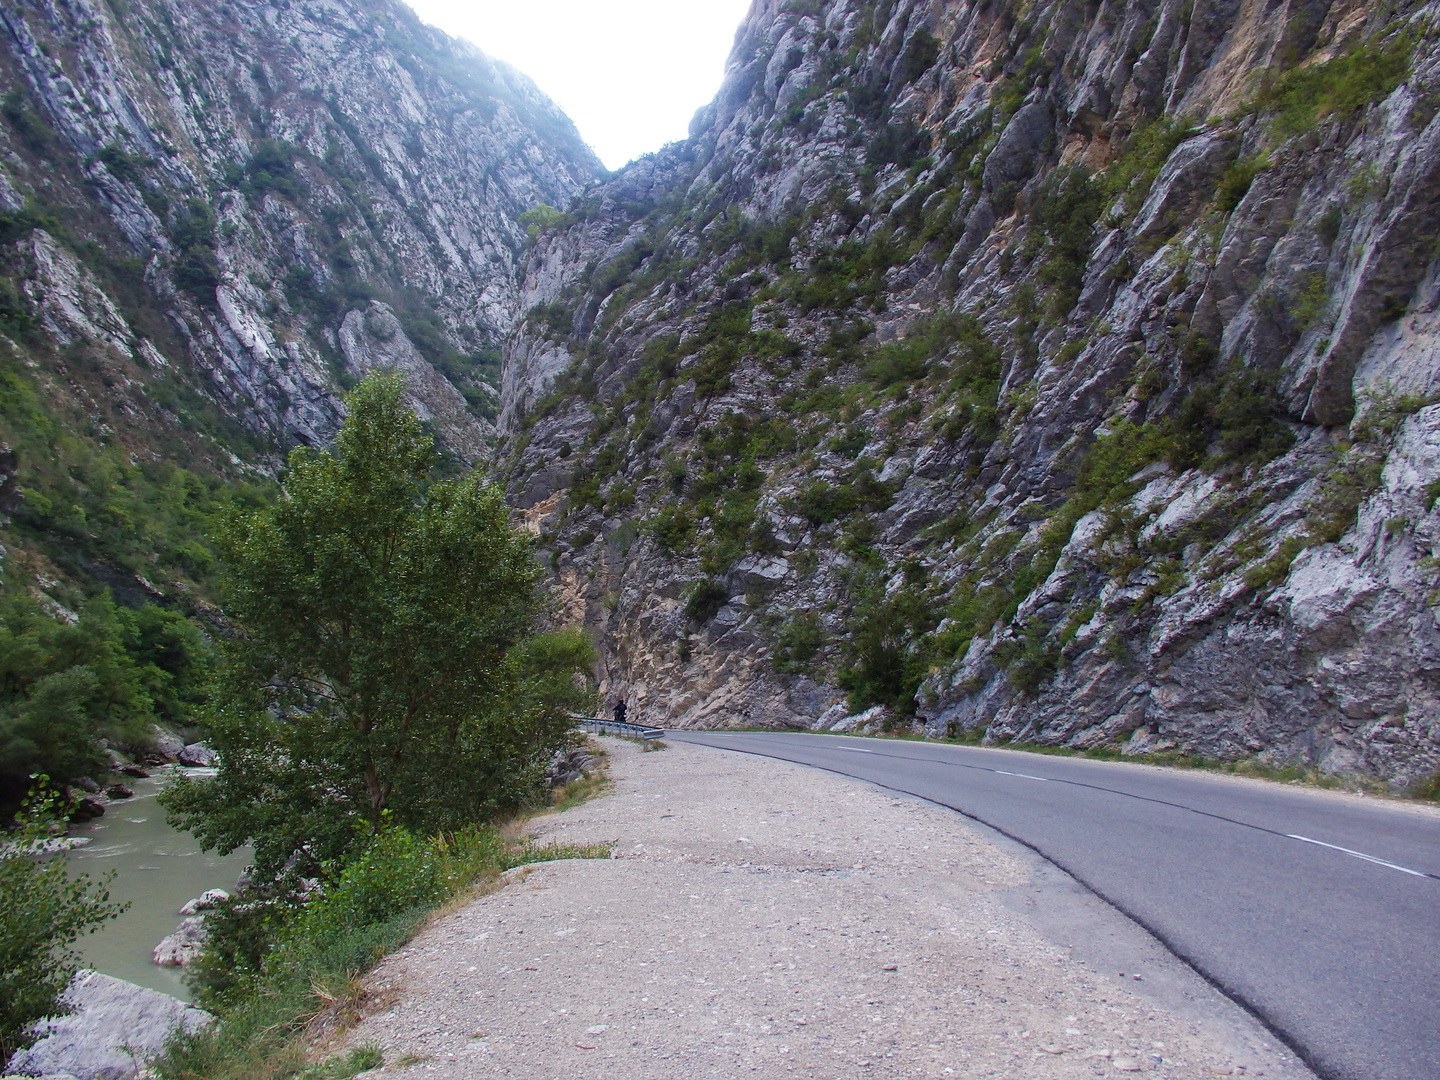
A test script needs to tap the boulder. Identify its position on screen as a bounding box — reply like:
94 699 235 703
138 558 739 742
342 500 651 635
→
152 918 207 967
104 784 133 800
546 746 597 788
149 729 185 761
119 765 149 779
176 743 216 767
178 889 229 916
7 970 210 1080
68 797 105 822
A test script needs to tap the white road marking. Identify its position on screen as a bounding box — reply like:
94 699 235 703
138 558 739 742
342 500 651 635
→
836 747 875 753
1286 834 1429 878
994 770 1048 781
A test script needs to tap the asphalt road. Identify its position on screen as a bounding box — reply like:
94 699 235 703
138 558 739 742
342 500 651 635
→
667 731 1440 1080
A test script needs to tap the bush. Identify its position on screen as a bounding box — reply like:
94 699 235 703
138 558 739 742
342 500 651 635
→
684 579 729 624
1 90 56 155
647 504 693 553
1215 154 1267 213
96 144 156 185
1102 118 1200 216
518 204 566 238
241 140 307 202
899 29 942 84
1 787 125 1068
998 616 1060 695
836 575 939 715
285 824 507 953
1212 361 1295 467
794 480 858 526
1027 168 1105 318
169 200 219 307
772 611 824 674
1259 39 1412 136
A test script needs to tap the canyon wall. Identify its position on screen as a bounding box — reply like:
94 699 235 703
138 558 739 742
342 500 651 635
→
0 0 599 465
498 0 1440 786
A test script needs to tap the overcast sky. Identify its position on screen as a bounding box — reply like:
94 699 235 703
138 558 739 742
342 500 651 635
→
404 0 755 171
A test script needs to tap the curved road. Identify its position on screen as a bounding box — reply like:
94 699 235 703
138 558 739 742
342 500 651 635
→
667 731 1440 1080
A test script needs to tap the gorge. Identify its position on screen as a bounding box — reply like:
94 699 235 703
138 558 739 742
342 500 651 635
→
3 0 1439 792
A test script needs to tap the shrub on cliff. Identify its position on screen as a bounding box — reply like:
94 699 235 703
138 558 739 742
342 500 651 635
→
161 373 596 882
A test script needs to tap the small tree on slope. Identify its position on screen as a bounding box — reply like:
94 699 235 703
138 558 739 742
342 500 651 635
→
162 372 595 881
0 786 125 1069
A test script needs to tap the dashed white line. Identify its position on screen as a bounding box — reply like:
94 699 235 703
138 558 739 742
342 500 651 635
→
994 770 1048 781
1286 834 1429 878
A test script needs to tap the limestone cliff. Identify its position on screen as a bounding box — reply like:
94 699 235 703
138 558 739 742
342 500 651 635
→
0 0 599 464
499 0 1440 787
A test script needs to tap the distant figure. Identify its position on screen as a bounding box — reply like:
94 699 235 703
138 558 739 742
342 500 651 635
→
613 699 628 725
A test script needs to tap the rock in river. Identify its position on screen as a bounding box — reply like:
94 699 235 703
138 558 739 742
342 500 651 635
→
178 889 229 916
152 917 207 967
176 743 216 767
67 797 105 822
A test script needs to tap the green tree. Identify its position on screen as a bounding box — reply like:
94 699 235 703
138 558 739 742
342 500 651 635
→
162 373 594 880
0 594 206 814
1 785 126 1068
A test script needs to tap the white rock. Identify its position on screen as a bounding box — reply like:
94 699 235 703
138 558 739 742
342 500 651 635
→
152 917 208 966
178 889 229 916
827 705 885 733
8 970 210 1080
176 743 217 767
1282 547 1381 634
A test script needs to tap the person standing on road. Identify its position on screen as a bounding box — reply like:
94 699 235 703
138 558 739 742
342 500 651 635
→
613 698 628 725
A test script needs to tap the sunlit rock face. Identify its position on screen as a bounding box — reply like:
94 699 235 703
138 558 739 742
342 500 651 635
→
497 0 1440 787
0 0 600 461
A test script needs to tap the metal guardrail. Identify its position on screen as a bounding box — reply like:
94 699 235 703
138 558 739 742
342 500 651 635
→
574 716 666 740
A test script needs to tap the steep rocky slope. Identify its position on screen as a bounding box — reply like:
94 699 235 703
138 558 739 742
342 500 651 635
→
499 0 1440 787
0 0 599 600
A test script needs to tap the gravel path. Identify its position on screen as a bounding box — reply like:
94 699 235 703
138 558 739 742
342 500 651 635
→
340 738 1312 1079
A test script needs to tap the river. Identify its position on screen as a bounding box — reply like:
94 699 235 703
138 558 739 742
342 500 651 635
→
64 767 252 1003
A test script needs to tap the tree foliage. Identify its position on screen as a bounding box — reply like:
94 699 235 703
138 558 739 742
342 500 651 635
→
161 373 595 881
0 595 210 814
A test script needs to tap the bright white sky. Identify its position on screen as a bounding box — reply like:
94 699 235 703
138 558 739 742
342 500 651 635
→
404 0 755 171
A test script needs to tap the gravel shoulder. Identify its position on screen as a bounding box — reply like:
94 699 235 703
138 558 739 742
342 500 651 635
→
340 738 1315 1079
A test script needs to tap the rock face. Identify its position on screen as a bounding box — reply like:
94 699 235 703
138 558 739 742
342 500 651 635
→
497 0 1440 786
8 969 210 1080
0 0 599 464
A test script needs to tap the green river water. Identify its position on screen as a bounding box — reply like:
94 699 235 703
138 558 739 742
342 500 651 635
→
64 767 252 1003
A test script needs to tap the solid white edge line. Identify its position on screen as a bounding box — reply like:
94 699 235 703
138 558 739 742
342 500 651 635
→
1286 834 1429 878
